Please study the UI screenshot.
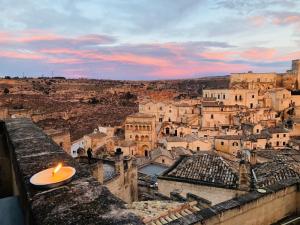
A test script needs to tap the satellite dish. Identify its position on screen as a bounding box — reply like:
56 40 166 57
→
257 188 267 193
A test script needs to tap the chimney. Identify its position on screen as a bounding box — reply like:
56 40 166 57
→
250 150 257 166
115 148 124 176
93 160 104 184
239 160 250 191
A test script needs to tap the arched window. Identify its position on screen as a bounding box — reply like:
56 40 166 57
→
166 127 170 135
232 142 239 146
135 135 139 141
141 135 145 141
145 135 149 141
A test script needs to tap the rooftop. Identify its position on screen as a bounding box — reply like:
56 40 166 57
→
160 153 239 189
127 113 155 118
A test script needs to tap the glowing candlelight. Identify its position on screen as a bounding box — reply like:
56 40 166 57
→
30 164 76 189
52 163 62 176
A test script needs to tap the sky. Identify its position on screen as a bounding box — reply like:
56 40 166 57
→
1 0 300 80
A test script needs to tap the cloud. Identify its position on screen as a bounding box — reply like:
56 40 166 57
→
0 28 299 79
215 0 298 14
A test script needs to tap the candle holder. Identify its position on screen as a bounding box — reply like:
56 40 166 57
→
30 163 76 189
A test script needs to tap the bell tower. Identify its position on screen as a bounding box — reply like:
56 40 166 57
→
292 59 300 89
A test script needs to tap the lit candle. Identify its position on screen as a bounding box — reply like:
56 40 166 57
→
30 163 76 189
52 163 62 176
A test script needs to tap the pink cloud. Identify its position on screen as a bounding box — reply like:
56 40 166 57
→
200 48 277 61
41 48 171 67
250 16 267 27
240 48 277 60
272 15 300 25
0 50 45 60
199 50 239 60
151 61 251 78
47 57 83 64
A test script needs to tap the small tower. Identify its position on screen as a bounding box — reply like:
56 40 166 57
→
114 148 124 176
238 160 250 191
250 150 257 166
292 59 300 89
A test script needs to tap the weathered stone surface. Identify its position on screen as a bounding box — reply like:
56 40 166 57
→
4 118 143 225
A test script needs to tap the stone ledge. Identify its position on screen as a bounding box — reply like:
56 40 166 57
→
3 118 142 225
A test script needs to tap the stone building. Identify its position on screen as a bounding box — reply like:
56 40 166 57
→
125 113 156 156
157 150 300 209
78 149 138 203
200 101 242 129
83 131 108 149
265 88 292 111
230 59 300 91
214 134 269 156
157 152 247 205
164 135 212 152
203 89 259 109
262 127 290 149
139 100 200 125
44 128 71 155
230 72 278 90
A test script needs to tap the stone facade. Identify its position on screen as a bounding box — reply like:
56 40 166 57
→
44 128 71 155
203 89 259 109
125 113 156 156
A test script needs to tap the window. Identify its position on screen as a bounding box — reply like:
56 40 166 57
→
221 141 224 145
197 147 200 151
250 103 253 109
205 94 208 97
168 118 171 122
276 141 279 146
239 95 242 101
283 134 286 137
211 114 214 119
223 94 225 99
162 159 165 163
159 118 163 122
252 95 255 98
232 142 238 146
160 106 163 110
130 135 132 139
256 129 259 133
169 110 172 113
148 107 150 110
277 134 279 138
235 95 238 101
218 94 220 99
283 141 286 146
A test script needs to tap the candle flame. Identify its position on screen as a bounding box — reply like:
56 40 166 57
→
52 163 62 176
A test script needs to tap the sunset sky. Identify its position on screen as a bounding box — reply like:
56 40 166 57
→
1 0 300 80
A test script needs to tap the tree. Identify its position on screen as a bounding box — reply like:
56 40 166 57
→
3 88 9 95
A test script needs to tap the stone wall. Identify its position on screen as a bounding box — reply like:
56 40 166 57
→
166 182 300 225
157 178 244 205
2 118 142 225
